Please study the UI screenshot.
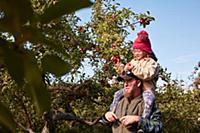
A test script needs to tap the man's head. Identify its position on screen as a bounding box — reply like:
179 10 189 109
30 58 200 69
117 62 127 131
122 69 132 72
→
118 71 142 99
123 78 142 99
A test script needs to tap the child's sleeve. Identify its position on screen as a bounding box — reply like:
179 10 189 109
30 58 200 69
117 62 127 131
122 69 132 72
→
131 58 160 81
109 89 124 111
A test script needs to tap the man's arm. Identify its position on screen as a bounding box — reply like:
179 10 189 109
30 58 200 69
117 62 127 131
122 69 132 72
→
100 111 118 126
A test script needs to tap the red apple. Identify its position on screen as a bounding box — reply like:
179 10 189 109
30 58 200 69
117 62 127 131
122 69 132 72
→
79 26 85 33
80 48 87 53
111 56 119 64
139 18 147 24
112 43 117 49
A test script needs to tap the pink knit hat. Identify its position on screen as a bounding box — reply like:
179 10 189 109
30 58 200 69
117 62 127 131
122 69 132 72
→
132 30 153 54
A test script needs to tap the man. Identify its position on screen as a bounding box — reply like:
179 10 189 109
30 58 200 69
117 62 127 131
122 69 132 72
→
102 71 163 133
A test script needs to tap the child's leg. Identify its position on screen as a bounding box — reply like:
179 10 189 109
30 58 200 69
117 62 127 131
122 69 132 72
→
109 88 124 111
142 90 155 119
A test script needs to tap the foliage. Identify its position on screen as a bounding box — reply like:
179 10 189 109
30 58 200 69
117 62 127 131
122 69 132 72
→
0 0 200 133
0 0 93 132
189 61 200 89
157 67 200 133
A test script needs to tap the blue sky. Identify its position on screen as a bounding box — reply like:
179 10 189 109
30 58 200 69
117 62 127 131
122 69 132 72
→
76 0 200 82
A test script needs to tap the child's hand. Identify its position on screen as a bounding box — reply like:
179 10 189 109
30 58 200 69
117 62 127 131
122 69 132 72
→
124 62 134 71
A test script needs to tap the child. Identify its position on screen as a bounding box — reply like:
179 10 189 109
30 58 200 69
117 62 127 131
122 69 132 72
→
110 30 160 119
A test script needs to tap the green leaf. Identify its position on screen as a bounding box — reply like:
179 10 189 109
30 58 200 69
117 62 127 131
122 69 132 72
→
22 26 67 56
0 42 51 115
15 0 34 23
23 52 51 115
0 39 25 86
0 16 17 33
0 0 34 33
39 0 93 23
0 0 33 20
41 54 71 77
0 102 16 133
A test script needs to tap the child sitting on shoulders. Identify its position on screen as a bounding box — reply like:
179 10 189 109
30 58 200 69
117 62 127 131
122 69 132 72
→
111 30 160 119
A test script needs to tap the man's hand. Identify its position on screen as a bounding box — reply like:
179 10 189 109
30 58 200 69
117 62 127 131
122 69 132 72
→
105 112 118 122
120 115 141 126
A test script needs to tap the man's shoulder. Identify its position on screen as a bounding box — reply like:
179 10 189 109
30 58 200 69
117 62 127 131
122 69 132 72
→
126 95 144 105
117 95 144 105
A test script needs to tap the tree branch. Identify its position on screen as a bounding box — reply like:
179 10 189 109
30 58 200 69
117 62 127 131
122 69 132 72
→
16 122 35 133
53 111 102 126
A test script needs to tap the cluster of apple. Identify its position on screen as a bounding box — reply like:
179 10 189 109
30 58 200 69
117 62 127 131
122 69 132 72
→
136 11 155 28
139 17 151 25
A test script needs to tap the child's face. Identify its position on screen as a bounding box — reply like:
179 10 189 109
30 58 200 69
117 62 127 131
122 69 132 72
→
132 49 148 60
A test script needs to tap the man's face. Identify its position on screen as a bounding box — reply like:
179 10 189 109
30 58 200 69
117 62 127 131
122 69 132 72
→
123 79 139 98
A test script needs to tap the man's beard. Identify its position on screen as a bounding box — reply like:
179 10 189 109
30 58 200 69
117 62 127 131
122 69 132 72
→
124 90 134 99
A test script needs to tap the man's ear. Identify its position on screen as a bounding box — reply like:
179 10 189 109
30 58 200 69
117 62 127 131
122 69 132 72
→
137 80 142 87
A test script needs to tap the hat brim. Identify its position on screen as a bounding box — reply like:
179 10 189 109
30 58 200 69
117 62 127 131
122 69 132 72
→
117 71 139 81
